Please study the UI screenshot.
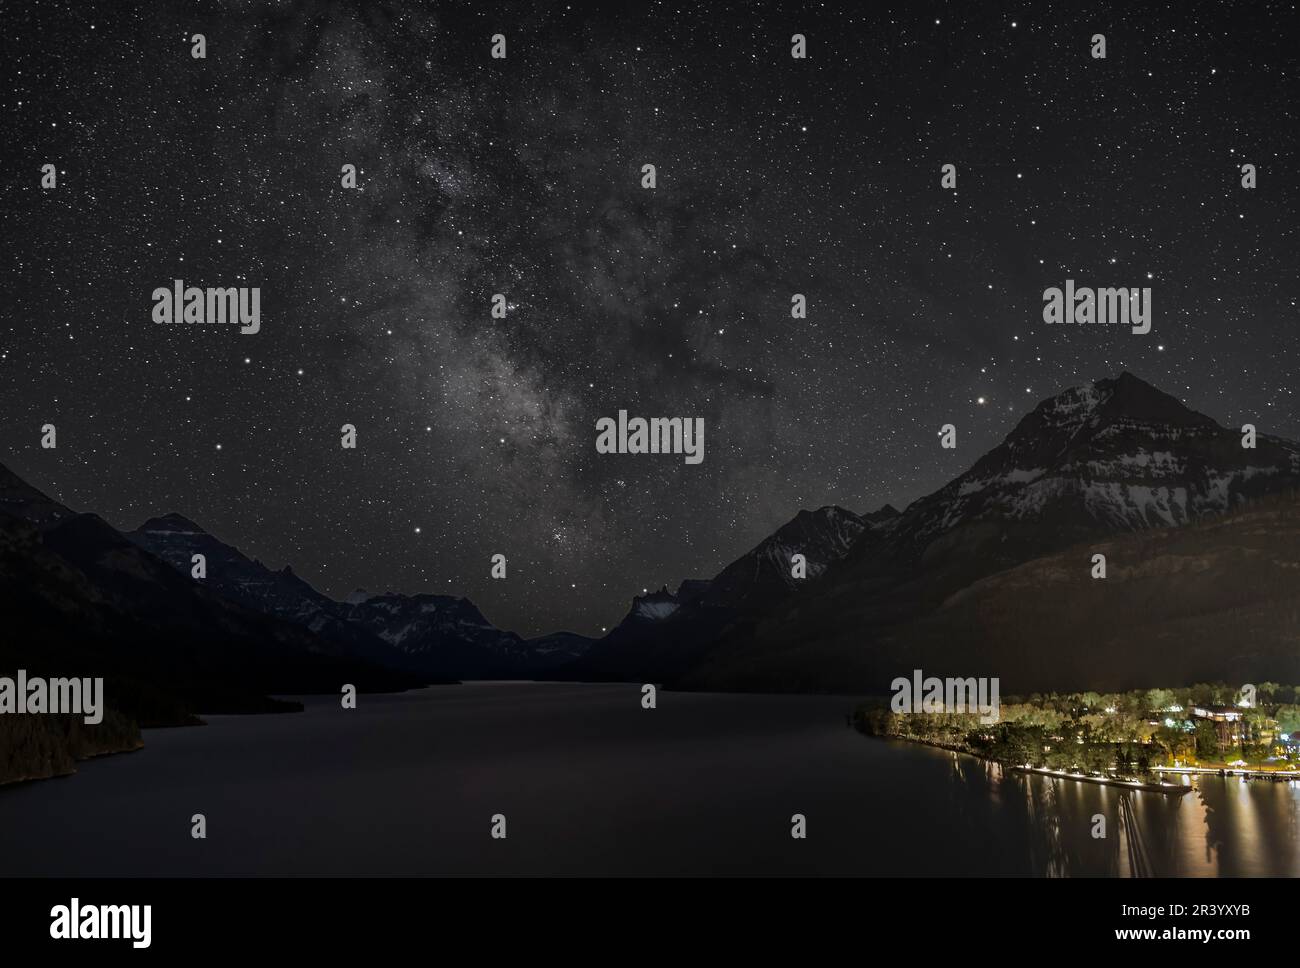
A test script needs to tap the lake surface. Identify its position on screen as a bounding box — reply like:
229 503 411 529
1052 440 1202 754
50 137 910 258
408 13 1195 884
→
2 682 1299 876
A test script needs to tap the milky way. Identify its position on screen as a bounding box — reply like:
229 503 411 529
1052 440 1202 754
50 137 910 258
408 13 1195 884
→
3 1 1297 635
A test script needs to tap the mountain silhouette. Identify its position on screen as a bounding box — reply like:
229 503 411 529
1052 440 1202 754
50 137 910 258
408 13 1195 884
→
566 504 894 682
0 472 423 730
4 371 1299 733
127 514 596 679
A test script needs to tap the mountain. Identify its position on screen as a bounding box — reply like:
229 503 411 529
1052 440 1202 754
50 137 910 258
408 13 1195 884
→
558 580 723 683
694 505 880 611
681 373 1300 693
127 514 592 678
871 489 1300 692
340 592 531 677
0 499 429 784
341 594 596 677
127 513 419 673
524 630 601 666
0 463 75 529
849 371 1300 573
6 370 1297 718
565 504 892 682
0 462 421 725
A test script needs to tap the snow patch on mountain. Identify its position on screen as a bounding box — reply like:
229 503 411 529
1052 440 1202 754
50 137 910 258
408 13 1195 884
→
635 600 679 620
891 373 1300 558
958 467 1047 496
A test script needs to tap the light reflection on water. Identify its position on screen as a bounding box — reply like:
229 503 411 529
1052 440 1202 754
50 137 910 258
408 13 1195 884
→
941 749 1300 875
3 685 1298 876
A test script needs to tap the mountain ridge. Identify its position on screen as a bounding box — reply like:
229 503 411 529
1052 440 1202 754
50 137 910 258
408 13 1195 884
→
678 372 1300 692
5 371 1298 702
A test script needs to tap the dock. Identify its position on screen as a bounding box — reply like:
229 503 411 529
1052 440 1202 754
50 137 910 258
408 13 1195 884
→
1013 766 1192 795
1152 765 1300 782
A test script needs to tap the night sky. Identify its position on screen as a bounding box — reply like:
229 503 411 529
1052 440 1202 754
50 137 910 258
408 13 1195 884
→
3 0 1297 637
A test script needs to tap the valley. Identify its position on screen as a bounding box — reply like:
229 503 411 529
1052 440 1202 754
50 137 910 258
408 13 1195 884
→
4 371 1300 784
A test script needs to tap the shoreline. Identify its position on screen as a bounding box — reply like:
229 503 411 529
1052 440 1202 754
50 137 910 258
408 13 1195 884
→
1014 764 1191 795
865 731 1193 794
0 737 145 789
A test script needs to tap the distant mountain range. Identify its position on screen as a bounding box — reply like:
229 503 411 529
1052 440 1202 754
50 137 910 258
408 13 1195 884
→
4 371 1300 744
0 468 419 730
563 503 897 682
128 514 589 679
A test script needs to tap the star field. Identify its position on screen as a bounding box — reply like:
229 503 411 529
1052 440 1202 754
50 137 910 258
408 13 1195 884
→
2 0 1297 636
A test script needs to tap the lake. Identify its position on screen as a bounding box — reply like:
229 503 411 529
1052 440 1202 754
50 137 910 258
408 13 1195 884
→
2 682 1298 876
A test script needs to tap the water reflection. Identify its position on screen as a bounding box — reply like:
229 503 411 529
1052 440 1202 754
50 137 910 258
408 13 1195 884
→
940 753 1300 875
6 685 1300 876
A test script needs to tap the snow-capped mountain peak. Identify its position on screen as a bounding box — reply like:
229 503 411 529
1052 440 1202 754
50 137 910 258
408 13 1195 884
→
892 372 1300 560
